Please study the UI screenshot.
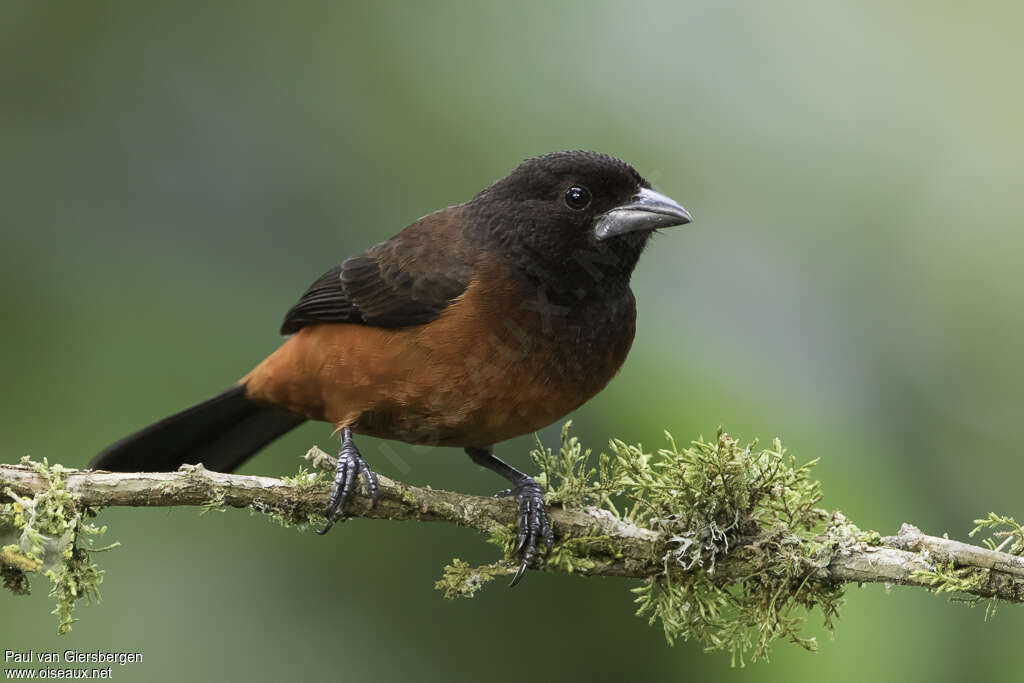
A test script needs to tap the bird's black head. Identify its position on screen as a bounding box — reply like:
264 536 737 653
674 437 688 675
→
465 151 692 300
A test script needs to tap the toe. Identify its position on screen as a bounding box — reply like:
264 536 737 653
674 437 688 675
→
507 480 552 586
514 497 531 555
358 458 379 507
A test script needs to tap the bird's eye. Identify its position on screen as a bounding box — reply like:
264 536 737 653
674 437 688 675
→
564 185 592 210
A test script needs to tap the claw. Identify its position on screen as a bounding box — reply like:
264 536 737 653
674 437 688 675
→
464 447 553 587
509 560 529 588
499 476 551 587
317 428 377 535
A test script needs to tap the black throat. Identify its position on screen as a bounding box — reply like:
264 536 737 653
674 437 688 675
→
464 198 652 307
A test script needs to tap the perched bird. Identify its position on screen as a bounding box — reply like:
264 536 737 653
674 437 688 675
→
91 150 693 584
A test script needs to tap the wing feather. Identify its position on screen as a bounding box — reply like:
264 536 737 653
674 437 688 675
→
280 207 474 334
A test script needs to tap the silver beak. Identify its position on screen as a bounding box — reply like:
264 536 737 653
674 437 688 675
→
593 187 693 240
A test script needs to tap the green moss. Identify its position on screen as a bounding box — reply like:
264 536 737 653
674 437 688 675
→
621 431 843 663
857 529 884 546
1 543 43 572
910 512 1024 620
250 461 333 530
479 519 618 578
912 562 989 596
280 465 331 490
439 423 844 665
1 457 115 634
485 524 517 555
434 559 510 598
247 498 326 531
262 509 327 531
971 512 1024 556
1 543 41 596
399 488 421 509
544 534 619 574
199 492 228 515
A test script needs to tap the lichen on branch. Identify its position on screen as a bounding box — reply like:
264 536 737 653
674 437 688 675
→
2 425 1023 663
1 457 114 634
450 425 846 664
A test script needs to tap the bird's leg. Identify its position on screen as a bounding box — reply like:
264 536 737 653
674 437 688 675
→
465 446 553 587
317 427 379 535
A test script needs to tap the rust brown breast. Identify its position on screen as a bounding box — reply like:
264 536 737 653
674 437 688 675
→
243 256 636 448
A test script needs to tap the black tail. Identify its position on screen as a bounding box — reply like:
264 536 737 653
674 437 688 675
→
90 385 306 473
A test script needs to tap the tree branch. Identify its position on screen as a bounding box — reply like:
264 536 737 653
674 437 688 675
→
2 450 1022 603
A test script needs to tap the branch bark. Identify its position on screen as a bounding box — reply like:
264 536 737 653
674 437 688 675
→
2 452 1022 603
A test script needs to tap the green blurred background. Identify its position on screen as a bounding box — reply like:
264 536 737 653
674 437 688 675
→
3 1 1023 680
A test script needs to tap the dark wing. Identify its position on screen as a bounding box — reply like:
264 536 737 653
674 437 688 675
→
280 264 361 332
280 207 475 334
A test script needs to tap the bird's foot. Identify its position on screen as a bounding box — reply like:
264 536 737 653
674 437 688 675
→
317 428 378 535
495 477 553 587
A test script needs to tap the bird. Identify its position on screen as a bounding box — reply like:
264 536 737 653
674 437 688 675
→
91 150 693 585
